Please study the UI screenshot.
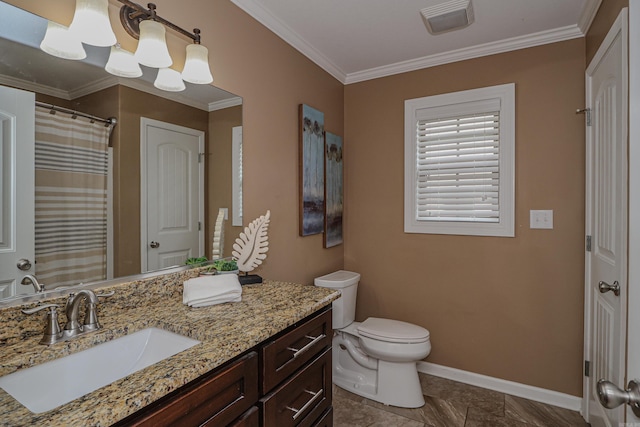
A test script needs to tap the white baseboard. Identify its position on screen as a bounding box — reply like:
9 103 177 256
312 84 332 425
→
417 362 582 413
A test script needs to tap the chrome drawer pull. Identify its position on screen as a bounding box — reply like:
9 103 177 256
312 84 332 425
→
286 334 326 358
285 388 323 420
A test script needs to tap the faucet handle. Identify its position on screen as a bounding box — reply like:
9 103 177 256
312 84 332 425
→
22 304 62 345
96 290 115 298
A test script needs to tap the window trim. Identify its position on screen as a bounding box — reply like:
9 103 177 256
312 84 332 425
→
404 83 515 237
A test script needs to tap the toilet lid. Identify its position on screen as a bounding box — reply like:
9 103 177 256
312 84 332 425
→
357 317 430 343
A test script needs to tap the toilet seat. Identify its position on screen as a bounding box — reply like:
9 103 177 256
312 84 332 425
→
357 317 430 344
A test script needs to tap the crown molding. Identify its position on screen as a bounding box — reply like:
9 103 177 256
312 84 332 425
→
0 74 72 100
208 97 243 112
578 0 602 34
231 0 594 85
345 24 584 84
230 0 347 83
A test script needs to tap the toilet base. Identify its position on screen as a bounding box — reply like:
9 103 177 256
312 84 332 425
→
333 336 425 408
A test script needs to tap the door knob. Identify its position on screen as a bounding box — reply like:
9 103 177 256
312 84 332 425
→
149 241 160 248
598 280 620 296
16 259 32 271
597 379 640 416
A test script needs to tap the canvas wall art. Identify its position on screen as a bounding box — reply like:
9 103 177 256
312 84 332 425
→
299 104 325 236
324 132 343 248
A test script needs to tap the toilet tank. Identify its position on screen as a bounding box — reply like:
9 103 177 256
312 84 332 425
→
314 270 360 329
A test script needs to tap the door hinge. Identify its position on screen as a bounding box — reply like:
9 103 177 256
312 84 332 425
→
576 108 592 126
198 221 202 231
585 360 590 377
586 235 592 252
198 152 205 163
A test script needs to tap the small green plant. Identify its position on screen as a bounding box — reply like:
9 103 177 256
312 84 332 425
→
185 256 208 265
212 259 238 271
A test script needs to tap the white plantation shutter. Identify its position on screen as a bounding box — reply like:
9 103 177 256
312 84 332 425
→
416 109 500 222
405 84 514 237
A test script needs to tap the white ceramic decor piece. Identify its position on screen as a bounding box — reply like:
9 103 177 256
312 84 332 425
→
232 210 270 273
211 208 225 259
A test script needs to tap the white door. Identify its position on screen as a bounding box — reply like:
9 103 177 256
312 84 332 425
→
626 0 640 423
0 86 35 298
140 118 204 272
583 9 628 427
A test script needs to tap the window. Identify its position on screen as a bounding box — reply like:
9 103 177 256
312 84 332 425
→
404 83 515 237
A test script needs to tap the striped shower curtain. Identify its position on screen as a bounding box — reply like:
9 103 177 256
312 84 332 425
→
34 107 111 288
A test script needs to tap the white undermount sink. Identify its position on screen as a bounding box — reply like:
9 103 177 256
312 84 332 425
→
0 327 200 413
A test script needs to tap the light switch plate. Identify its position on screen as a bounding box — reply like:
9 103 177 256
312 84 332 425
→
530 210 553 229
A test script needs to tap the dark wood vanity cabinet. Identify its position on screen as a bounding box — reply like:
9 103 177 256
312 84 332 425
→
113 307 333 427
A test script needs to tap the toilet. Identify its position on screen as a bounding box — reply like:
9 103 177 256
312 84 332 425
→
314 270 431 408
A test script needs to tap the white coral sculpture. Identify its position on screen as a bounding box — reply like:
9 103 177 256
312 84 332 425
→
232 210 270 273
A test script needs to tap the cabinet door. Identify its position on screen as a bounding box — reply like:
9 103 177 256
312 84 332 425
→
261 348 332 427
120 352 258 427
224 406 259 427
261 308 332 393
311 407 333 427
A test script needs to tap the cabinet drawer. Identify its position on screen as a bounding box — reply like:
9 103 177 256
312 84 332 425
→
261 308 332 393
226 406 259 427
311 407 333 427
261 347 332 427
120 352 258 427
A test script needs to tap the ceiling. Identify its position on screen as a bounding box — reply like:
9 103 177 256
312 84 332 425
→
231 0 601 84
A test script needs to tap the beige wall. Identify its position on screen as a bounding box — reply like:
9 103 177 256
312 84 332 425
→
9 0 345 283
344 39 586 396
586 0 629 64
207 105 243 259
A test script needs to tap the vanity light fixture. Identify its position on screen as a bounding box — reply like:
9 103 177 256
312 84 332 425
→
39 0 214 92
154 67 186 92
119 1 214 83
69 0 117 47
40 21 87 60
105 43 143 78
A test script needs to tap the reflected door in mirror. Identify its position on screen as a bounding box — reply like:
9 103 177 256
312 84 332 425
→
0 86 35 298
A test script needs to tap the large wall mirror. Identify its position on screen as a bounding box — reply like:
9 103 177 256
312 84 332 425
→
0 1 243 300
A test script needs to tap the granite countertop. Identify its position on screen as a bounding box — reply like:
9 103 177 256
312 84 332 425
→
0 270 339 427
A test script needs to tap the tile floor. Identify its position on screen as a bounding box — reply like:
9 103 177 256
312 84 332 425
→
332 373 590 427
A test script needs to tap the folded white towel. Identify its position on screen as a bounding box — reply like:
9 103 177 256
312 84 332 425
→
183 274 242 307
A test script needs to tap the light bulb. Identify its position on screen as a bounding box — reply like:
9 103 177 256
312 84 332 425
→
69 0 116 47
181 44 213 84
135 20 172 68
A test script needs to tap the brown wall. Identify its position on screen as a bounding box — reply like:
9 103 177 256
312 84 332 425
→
344 39 586 396
586 0 629 64
207 105 243 259
10 0 345 284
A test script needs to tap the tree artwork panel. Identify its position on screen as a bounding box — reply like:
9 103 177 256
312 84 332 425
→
324 132 343 248
299 104 325 236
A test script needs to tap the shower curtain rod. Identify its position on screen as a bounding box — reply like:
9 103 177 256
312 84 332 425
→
35 101 117 128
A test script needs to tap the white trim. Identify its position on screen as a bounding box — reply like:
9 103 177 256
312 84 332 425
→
404 83 515 237
578 0 603 34
417 362 583 412
140 118 205 273
0 74 71 100
627 0 640 422
232 126 243 227
208 97 243 112
582 9 629 421
230 0 347 83
230 0 591 85
346 25 583 84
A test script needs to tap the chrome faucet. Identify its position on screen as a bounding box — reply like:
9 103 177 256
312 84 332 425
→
65 290 100 335
22 289 114 345
21 274 45 293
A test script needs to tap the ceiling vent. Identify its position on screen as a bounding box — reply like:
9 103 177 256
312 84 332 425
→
420 0 475 35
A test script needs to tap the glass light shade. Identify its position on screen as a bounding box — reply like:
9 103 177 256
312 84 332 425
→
154 68 185 92
181 44 213 84
68 0 116 47
134 20 173 68
105 45 143 78
40 21 87 60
